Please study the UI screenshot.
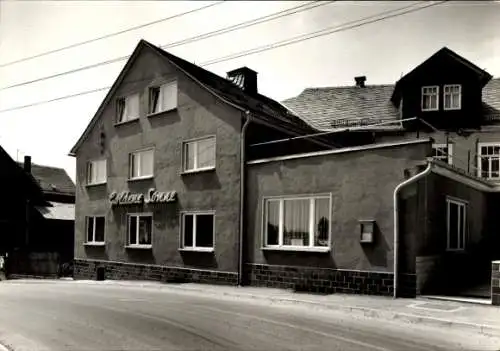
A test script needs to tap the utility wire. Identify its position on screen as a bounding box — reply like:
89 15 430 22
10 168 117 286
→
0 1 331 91
0 1 226 69
0 1 446 114
200 1 446 66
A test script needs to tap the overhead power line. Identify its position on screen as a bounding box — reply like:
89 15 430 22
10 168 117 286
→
200 1 446 66
0 1 446 114
0 0 331 91
0 1 226 69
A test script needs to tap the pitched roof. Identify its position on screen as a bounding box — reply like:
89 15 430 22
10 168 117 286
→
17 162 75 195
70 39 320 155
0 146 47 205
283 78 500 130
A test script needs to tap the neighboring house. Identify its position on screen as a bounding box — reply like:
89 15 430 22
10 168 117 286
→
0 150 75 278
68 40 500 303
282 47 500 299
16 157 76 266
282 47 500 181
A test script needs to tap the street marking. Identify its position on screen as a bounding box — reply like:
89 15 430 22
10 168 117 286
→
407 301 465 313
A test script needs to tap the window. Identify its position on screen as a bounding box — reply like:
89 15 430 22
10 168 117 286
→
264 195 331 250
182 136 216 172
446 198 466 251
443 84 461 110
181 212 215 250
432 144 453 165
129 149 154 180
127 214 153 247
87 159 107 185
478 143 500 180
86 216 105 244
149 81 177 114
421 86 439 111
116 93 140 123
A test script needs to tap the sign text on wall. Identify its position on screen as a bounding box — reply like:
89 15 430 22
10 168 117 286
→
109 188 177 206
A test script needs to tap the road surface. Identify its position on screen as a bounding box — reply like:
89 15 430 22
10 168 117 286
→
0 280 498 351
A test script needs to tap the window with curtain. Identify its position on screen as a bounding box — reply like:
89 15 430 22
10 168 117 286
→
264 195 331 249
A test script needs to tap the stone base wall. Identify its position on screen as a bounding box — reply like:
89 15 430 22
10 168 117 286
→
416 255 441 295
244 264 416 297
74 259 238 286
492 261 500 306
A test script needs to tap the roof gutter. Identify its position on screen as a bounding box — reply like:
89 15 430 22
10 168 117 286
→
393 162 432 299
238 110 251 286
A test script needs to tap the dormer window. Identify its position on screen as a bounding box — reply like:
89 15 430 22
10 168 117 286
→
421 86 439 111
443 84 461 110
116 93 140 123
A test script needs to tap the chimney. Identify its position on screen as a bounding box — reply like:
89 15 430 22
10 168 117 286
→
227 67 258 95
24 155 31 174
355 76 366 88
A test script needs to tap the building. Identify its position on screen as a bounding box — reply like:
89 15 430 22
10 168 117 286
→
0 151 75 278
282 47 500 181
282 47 500 299
69 40 500 302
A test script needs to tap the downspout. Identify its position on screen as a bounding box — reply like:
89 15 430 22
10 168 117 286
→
238 110 251 286
393 162 432 299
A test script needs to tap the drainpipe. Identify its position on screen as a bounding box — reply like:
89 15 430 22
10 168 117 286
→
238 110 251 286
393 162 432 299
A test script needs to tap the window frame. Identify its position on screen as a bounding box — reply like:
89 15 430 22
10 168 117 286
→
446 197 467 252
421 85 439 111
432 143 453 165
477 142 500 180
84 216 106 246
261 193 332 252
443 84 462 111
126 212 153 249
181 135 217 173
86 158 107 186
148 80 178 116
128 147 155 181
116 93 140 124
179 210 216 252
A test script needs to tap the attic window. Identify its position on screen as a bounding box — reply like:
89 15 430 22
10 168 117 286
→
421 86 439 111
444 85 461 110
116 93 139 123
148 81 177 115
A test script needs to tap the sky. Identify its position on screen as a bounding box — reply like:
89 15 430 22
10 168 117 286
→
0 0 499 183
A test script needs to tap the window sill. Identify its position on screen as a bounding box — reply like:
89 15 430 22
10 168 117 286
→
179 247 214 253
443 108 461 111
128 176 154 182
125 245 152 250
181 167 216 176
86 182 107 188
261 246 330 253
422 109 439 112
114 118 140 127
84 242 106 247
147 108 177 119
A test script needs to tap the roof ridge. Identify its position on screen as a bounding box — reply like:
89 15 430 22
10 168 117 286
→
16 161 67 172
305 83 396 90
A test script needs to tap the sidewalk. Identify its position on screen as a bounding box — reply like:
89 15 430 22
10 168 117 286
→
5 278 500 337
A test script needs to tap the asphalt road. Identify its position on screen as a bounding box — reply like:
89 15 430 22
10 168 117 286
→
0 280 498 351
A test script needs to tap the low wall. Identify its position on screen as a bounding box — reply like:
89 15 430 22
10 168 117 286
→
74 259 238 286
7 252 60 277
492 261 500 306
244 263 416 297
